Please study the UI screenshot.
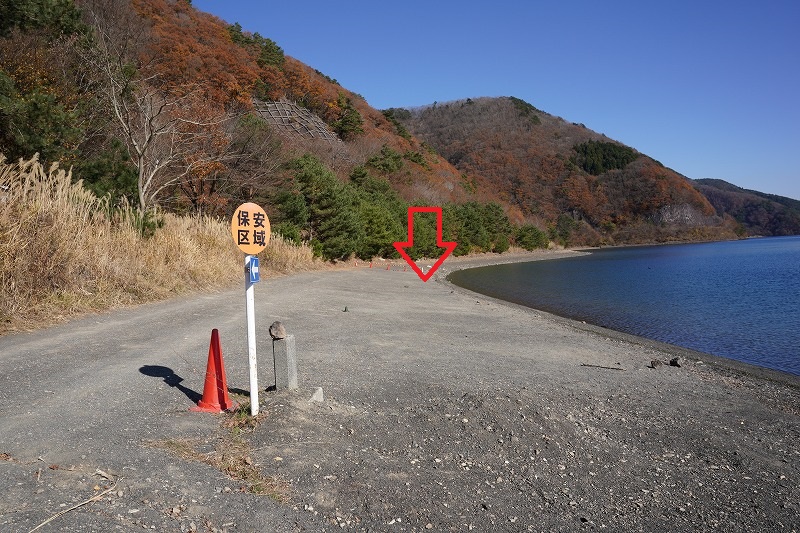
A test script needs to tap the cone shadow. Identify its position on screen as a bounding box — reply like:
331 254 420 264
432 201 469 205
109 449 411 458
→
139 365 202 404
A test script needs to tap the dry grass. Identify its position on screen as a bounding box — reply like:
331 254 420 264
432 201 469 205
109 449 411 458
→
147 400 290 502
0 154 321 334
148 435 291 502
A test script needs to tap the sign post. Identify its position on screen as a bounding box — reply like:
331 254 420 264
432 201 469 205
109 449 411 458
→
231 203 270 416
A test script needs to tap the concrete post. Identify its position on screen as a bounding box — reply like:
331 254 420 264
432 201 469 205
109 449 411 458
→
273 334 297 390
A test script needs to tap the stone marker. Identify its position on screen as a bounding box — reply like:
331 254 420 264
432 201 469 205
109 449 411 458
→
272 324 297 390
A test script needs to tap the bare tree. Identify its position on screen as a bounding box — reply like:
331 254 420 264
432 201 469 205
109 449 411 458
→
94 40 222 209
78 1 294 215
82 9 231 212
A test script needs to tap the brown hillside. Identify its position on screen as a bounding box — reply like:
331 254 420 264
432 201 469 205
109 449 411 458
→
71 0 466 212
138 0 469 205
397 97 734 244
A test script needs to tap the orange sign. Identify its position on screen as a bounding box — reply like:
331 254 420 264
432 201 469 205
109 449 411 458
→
231 202 270 254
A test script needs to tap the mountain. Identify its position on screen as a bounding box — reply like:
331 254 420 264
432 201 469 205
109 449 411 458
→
1 0 795 255
393 97 742 244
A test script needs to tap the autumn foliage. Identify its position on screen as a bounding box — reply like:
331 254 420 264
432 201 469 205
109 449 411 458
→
3 0 787 254
397 97 741 245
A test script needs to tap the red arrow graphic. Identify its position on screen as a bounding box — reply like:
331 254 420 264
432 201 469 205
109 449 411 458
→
393 206 457 282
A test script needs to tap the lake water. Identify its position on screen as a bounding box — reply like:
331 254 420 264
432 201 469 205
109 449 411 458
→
448 236 800 376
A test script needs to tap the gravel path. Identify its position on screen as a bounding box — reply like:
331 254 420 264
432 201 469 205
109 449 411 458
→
1 251 798 532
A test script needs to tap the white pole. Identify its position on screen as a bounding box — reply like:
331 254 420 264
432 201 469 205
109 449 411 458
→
245 255 259 416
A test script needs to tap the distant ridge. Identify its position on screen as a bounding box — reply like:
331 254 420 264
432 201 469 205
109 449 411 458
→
693 179 800 236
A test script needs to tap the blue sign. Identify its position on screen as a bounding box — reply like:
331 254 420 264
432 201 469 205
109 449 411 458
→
247 256 260 284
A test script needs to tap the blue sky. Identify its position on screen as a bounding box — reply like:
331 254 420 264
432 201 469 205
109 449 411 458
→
193 1 800 200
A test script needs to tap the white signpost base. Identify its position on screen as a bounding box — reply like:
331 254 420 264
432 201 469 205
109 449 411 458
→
245 255 259 416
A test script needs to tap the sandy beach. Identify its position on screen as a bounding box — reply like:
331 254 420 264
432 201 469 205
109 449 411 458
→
1 249 798 531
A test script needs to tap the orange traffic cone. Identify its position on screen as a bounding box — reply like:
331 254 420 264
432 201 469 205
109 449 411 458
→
190 329 236 413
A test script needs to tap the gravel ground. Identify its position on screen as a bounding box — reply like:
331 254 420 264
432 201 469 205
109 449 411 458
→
1 250 798 532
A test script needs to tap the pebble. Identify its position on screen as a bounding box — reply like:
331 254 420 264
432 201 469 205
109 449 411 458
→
309 387 325 403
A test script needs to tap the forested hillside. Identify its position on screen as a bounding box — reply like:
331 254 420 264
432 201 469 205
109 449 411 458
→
693 179 800 236
1 0 496 260
394 97 749 245
0 0 469 208
2 0 793 263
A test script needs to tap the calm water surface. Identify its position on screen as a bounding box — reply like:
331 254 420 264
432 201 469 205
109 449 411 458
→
448 236 800 376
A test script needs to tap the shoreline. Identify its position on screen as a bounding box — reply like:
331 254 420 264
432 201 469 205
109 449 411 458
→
435 247 800 388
